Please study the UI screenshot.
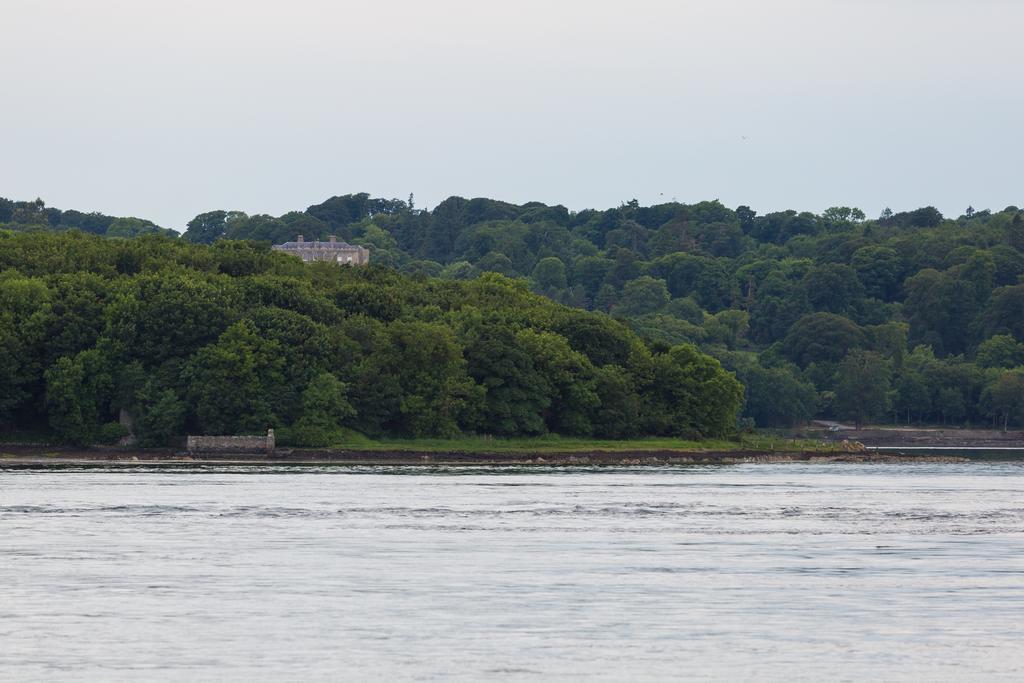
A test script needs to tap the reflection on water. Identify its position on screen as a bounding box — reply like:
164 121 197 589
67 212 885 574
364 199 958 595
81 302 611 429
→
2 463 1023 681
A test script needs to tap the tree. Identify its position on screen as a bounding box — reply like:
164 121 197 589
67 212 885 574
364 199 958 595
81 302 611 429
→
894 370 930 424
14 190 1024 444
571 255 613 299
593 283 618 313
648 253 733 310
802 264 864 315
591 365 641 438
936 386 966 425
402 260 443 278
739 364 817 427
614 276 670 317
460 318 550 436
0 273 52 425
552 311 637 367
475 251 518 277
983 371 1024 431
44 273 113 364
821 206 865 228
867 322 909 369
516 329 599 435
375 321 479 437
440 261 479 280
834 350 891 427
131 382 187 447
851 246 902 301
982 285 1024 341
892 206 943 228
783 313 866 367
703 310 749 349
44 349 114 446
1008 213 1024 251
903 269 975 355
289 373 356 446
531 256 567 292
976 335 1024 369
184 320 286 435
105 217 170 238
637 345 743 437
104 272 238 365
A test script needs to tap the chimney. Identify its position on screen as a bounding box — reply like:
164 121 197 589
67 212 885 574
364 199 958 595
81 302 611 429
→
329 235 337 243
297 235 304 243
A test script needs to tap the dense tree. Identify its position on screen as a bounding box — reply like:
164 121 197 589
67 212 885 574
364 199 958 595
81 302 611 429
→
6 190 1024 437
0 273 51 425
703 310 749 349
982 285 1024 341
288 373 356 446
516 329 599 435
736 363 817 428
105 273 238 365
552 311 637 367
803 264 865 315
614 276 670 317
184 321 287 435
637 345 743 437
371 321 479 437
531 256 568 292
131 381 188 447
976 335 1024 369
44 349 115 446
182 210 230 243
983 371 1024 431
782 313 867 367
851 246 902 301
834 350 892 427
902 269 975 355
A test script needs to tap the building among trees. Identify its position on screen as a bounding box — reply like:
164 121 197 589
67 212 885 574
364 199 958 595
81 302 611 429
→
272 235 369 265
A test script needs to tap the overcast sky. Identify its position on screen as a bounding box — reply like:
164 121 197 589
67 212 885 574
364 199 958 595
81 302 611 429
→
2 0 1021 231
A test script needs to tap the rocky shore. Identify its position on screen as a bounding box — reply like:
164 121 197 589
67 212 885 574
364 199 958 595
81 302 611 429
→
810 425 1024 449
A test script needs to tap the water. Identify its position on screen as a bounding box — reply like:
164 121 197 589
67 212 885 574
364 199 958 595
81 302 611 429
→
2 462 1023 681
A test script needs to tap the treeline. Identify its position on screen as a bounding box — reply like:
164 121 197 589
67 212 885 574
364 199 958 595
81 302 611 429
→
0 232 742 446
0 197 174 238
4 191 1024 430
175 193 1023 430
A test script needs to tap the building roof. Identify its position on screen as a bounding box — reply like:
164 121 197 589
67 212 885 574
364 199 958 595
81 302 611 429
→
273 240 362 250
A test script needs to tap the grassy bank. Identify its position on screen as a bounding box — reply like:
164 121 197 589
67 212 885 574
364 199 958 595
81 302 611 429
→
0 432 846 461
297 433 843 454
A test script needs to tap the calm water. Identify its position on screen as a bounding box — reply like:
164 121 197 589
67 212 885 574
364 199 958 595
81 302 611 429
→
2 463 1023 682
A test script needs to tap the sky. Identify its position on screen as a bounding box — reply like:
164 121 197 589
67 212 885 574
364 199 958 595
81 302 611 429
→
2 0 1021 232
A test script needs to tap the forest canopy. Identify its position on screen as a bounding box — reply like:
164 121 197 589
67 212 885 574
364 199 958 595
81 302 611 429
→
0 231 742 446
3 190 1024 437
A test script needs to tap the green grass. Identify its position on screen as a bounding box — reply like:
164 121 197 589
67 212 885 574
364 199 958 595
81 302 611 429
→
3 427 842 455
315 433 841 454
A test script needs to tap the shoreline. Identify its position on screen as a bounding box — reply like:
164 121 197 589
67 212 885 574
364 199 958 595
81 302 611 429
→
0 445 981 467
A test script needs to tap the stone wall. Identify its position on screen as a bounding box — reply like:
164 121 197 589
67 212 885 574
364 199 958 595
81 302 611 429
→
186 430 275 453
